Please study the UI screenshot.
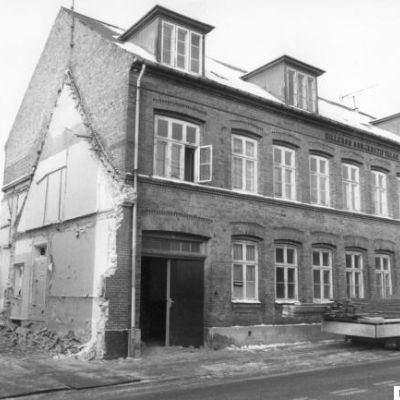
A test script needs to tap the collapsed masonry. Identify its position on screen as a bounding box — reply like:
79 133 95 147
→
0 71 136 359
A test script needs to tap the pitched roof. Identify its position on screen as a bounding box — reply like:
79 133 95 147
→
63 8 400 145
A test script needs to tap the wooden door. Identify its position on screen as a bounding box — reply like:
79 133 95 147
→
30 257 47 320
169 259 204 347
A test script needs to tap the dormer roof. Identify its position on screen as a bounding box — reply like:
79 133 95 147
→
242 55 325 81
119 5 214 41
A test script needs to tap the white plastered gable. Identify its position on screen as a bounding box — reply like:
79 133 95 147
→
18 73 114 232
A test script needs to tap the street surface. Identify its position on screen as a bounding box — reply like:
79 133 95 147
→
24 355 400 400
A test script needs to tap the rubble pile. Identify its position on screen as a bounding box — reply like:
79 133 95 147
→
0 319 83 357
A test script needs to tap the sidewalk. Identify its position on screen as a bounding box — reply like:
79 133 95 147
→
1 339 400 399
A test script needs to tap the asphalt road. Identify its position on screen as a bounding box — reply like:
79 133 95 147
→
25 356 400 400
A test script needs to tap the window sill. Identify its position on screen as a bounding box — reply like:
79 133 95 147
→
232 300 261 304
313 300 334 304
275 300 299 305
232 188 258 195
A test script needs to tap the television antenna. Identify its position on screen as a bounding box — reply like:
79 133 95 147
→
339 85 377 110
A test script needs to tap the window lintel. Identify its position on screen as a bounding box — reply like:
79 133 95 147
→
272 139 299 150
232 234 263 242
342 158 362 167
371 166 389 174
309 149 333 159
154 109 205 125
231 129 262 141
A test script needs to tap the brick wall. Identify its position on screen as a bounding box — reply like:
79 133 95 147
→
105 205 132 329
4 9 135 186
134 70 400 331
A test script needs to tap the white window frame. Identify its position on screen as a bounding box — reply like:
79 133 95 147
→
232 240 259 302
342 163 360 212
345 251 364 299
39 167 66 225
372 170 388 216
310 155 330 206
275 244 298 301
154 116 212 183
232 135 258 194
375 254 392 298
312 249 333 303
287 68 317 112
161 21 203 75
273 145 296 201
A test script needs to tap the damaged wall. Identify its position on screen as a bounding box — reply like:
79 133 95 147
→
4 8 135 185
10 79 124 355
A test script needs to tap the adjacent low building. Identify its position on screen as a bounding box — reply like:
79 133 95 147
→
1 5 400 358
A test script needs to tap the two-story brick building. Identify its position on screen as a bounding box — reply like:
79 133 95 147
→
1 5 400 358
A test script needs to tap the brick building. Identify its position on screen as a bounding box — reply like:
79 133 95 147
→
1 6 400 358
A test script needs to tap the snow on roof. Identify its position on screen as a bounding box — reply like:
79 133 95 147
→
67 8 399 145
318 98 400 145
205 58 282 104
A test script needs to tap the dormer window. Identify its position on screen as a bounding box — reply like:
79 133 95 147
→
287 68 317 112
161 21 202 75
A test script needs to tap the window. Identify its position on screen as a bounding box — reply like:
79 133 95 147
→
345 252 364 298
142 236 203 255
287 68 317 112
310 155 329 206
274 146 296 200
312 249 332 302
232 241 258 301
39 168 66 224
342 164 360 211
232 135 257 193
275 245 297 301
372 171 388 216
161 21 203 75
375 254 392 298
154 116 212 182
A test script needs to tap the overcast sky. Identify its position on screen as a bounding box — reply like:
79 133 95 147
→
1 0 400 190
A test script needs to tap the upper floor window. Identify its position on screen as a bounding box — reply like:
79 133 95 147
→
312 249 332 302
310 155 329 206
274 146 296 200
39 168 66 225
375 254 392 298
232 135 257 193
232 241 258 301
345 251 364 299
275 244 297 301
342 164 360 212
372 170 388 216
287 68 317 112
154 116 212 183
161 21 202 75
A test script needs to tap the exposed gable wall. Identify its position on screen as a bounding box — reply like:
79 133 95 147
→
11 78 121 348
4 8 135 186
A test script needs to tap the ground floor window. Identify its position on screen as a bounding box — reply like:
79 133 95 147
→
312 249 332 302
375 254 392 298
275 244 297 301
345 251 364 298
232 241 258 301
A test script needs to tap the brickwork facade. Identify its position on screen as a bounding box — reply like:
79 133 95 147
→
134 68 400 334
